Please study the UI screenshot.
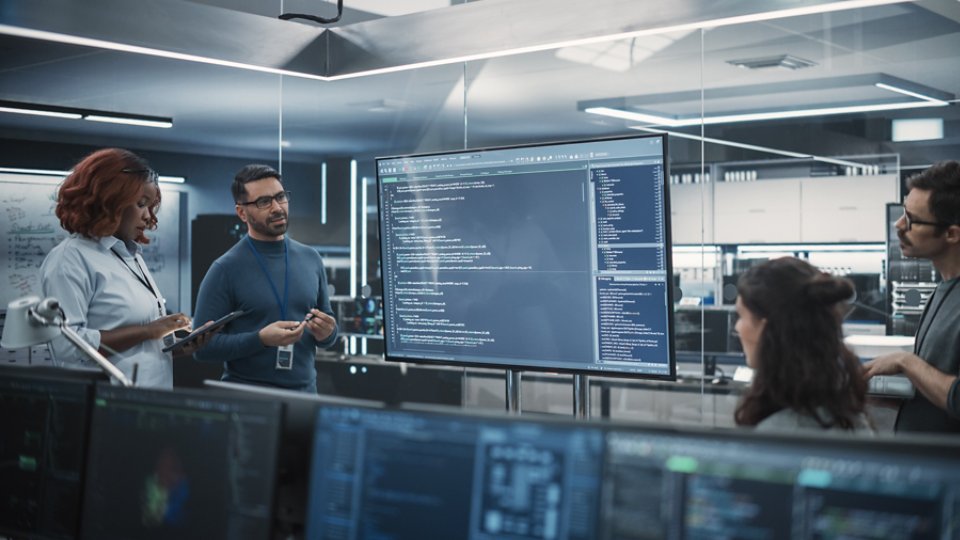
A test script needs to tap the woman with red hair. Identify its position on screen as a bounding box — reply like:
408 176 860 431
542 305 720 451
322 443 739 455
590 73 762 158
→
40 148 192 388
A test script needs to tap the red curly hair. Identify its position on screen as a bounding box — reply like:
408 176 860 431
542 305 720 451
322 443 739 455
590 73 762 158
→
56 148 161 244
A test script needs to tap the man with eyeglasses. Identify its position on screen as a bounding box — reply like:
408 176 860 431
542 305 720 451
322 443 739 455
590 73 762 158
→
193 164 338 392
864 161 960 434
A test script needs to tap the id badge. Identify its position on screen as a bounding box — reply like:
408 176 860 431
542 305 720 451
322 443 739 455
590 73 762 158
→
276 344 294 370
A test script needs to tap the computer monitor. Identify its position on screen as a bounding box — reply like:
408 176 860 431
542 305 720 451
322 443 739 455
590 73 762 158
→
80 385 282 540
672 306 742 357
601 426 960 539
0 366 103 540
376 134 674 379
332 296 384 337
304 404 606 539
203 380 386 537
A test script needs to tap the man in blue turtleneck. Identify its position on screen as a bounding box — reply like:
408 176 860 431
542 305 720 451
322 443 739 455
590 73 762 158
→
193 164 338 392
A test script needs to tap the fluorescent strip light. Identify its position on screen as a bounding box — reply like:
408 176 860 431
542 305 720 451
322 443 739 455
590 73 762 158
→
0 167 185 184
0 167 70 176
585 107 677 125
0 106 82 119
84 115 172 128
631 126 868 168
875 82 949 105
349 160 358 355
321 162 328 225
590 98 947 128
0 0 913 82
738 244 884 253
0 100 172 128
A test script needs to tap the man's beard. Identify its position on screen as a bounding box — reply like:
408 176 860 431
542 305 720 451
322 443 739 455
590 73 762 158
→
250 210 288 237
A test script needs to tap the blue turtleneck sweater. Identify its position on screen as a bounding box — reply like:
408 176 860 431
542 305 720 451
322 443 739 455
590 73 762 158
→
193 235 337 391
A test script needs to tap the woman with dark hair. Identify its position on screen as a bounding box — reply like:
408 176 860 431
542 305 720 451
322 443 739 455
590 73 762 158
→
40 148 194 388
733 257 874 432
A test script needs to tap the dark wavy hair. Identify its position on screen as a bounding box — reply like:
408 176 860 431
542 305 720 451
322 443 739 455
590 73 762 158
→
906 160 960 233
55 148 160 244
734 257 868 429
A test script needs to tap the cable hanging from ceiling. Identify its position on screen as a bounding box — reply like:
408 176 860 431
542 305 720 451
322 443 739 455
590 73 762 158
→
279 0 343 24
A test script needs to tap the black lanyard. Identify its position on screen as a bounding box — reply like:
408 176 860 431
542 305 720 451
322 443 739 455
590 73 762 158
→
914 278 959 354
110 247 158 299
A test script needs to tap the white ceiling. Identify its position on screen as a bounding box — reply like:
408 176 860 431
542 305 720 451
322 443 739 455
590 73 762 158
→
0 0 957 165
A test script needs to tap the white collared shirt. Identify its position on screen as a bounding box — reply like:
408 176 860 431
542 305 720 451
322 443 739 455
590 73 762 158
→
40 233 172 388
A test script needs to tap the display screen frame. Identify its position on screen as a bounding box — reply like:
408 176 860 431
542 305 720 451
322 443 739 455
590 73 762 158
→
376 134 675 380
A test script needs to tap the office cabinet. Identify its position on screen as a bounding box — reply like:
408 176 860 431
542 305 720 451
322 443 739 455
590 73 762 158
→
800 175 899 242
669 183 714 245
714 178 801 243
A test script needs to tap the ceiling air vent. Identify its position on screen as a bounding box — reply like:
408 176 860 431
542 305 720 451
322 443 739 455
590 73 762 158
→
727 54 818 70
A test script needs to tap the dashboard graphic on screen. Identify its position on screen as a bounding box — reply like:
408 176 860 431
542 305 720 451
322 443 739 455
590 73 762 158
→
376 135 674 378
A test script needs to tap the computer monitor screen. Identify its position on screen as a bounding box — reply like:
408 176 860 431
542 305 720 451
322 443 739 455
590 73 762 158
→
672 306 742 357
601 427 960 539
81 386 282 540
305 405 606 540
332 296 384 337
377 134 674 378
202 380 386 536
0 366 102 540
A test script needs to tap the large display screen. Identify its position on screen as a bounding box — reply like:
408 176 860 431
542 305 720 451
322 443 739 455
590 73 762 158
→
376 135 674 378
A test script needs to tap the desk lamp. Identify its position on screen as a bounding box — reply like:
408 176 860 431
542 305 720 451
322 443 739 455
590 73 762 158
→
1 295 133 386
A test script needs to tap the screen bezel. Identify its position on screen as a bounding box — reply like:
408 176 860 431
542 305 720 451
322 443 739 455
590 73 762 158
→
375 134 675 380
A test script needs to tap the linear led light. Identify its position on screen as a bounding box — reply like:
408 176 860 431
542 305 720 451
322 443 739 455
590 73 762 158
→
630 126 868 168
588 96 947 128
0 100 173 129
0 167 185 184
875 82 949 104
0 106 81 119
84 115 173 128
738 244 885 253
0 0 914 82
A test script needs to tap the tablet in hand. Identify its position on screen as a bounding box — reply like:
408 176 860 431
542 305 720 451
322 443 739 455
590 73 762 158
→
162 310 248 353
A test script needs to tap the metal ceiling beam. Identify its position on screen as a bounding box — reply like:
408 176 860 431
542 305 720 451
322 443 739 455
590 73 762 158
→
0 0 916 81
0 0 328 77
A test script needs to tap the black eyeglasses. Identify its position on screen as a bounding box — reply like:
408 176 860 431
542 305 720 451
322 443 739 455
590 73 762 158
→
903 209 951 231
238 191 291 209
121 167 158 182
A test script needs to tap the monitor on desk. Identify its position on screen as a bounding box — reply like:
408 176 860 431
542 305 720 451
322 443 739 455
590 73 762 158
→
202 380 386 536
81 385 282 540
305 404 606 540
602 426 960 539
376 134 675 379
0 366 103 540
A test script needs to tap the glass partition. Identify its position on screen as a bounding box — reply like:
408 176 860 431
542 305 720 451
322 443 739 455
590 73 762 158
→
2 0 958 436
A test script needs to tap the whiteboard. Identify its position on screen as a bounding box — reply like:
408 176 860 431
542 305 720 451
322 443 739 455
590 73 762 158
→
0 174 182 312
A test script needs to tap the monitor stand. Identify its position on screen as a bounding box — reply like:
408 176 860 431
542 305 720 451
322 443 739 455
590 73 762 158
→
573 373 591 418
505 369 522 413
504 370 592 419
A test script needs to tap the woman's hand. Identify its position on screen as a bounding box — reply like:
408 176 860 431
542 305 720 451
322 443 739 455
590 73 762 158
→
149 313 192 340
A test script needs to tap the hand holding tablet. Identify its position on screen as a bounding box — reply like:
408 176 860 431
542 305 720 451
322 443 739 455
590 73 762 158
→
162 310 248 353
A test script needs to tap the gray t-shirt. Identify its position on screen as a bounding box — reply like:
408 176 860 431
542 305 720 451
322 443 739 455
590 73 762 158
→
897 277 960 434
756 408 875 434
